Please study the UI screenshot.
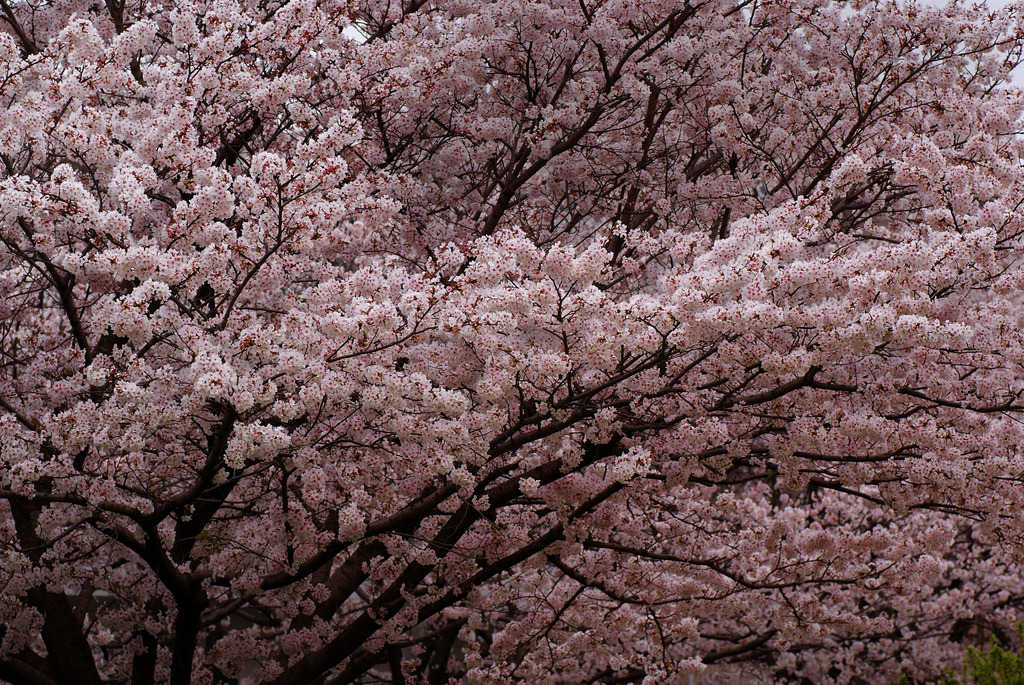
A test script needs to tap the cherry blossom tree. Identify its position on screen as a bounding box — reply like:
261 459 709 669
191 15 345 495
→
2 0 1024 681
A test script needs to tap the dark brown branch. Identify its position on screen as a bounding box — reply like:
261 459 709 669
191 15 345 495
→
0 0 38 54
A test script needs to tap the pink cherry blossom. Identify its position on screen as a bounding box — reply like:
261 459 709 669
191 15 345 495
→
3 0 1024 682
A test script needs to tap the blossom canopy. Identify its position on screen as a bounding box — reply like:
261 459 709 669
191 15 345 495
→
2 0 1024 682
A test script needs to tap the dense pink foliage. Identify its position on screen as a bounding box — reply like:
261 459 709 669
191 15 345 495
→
2 0 1024 682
